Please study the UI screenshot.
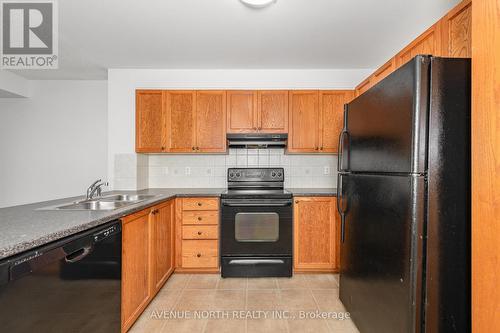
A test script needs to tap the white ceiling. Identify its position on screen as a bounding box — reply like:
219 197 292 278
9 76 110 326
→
10 0 459 80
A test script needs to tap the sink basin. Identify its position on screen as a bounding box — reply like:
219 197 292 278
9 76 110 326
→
56 201 130 211
102 194 156 202
40 193 158 211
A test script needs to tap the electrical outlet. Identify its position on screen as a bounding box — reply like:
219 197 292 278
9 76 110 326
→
324 166 331 175
185 167 191 175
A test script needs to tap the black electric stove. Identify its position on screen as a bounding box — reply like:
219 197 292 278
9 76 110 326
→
220 168 293 278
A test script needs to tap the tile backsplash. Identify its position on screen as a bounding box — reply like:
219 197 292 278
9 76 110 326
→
145 149 338 189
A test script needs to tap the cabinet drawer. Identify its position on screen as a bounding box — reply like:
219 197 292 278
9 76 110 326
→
182 198 219 211
181 240 218 268
182 211 219 225
182 225 218 240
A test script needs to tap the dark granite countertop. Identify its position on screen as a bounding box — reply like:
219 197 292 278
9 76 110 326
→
287 188 337 196
0 188 224 260
0 187 337 260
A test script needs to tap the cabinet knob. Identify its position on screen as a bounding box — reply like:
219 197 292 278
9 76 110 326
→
315 147 319 151
161 146 165 150
197 231 202 235
320 147 324 150
197 253 202 258
192 147 195 150
295 200 299 204
197 216 202 221
197 202 202 206
196 147 200 150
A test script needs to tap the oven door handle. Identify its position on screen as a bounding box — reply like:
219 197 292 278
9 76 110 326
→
222 201 292 207
228 259 285 265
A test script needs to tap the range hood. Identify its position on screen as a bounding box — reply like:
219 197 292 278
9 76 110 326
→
227 133 287 149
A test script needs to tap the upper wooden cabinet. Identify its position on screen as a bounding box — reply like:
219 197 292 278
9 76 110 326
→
294 197 339 272
320 91 354 153
227 90 257 133
136 90 165 153
288 91 320 153
227 90 288 133
395 22 442 68
289 90 352 153
196 91 227 153
257 90 289 133
440 0 471 57
165 91 197 152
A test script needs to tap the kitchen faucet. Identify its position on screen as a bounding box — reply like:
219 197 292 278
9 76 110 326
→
86 179 109 200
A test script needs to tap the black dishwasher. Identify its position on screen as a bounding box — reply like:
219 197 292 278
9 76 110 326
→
0 220 122 333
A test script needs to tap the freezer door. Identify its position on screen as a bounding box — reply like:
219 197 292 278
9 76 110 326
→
339 173 425 333
345 56 430 174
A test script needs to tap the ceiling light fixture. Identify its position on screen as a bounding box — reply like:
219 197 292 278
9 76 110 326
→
239 0 277 9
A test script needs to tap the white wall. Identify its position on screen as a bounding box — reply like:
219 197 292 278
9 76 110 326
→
108 68 372 189
0 80 108 208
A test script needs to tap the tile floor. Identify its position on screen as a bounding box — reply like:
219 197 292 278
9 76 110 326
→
129 273 359 333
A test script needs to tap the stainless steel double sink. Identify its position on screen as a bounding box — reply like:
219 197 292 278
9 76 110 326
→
42 194 157 211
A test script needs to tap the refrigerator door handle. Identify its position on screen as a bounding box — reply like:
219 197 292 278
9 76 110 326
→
337 130 346 172
336 174 347 243
336 173 343 215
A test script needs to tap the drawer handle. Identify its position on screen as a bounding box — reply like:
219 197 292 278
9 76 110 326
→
197 253 202 258
197 231 202 235
197 202 202 206
197 217 202 221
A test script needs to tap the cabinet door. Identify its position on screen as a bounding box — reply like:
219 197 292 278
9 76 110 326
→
396 22 442 67
151 201 175 295
196 91 227 152
440 0 471 57
355 76 373 97
371 58 396 86
227 90 257 133
319 91 354 153
288 91 320 153
293 197 338 272
165 91 196 152
136 90 165 153
122 210 152 332
257 90 288 133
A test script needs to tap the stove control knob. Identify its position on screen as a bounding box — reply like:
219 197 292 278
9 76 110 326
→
271 172 276 178
236 172 241 178
277 172 282 178
229 172 235 178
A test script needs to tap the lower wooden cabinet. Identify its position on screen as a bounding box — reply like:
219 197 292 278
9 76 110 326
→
121 199 175 333
293 197 340 272
176 197 220 272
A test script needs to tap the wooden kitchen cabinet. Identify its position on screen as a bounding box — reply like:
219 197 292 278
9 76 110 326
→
136 90 165 153
319 91 354 153
150 200 175 295
440 0 471 58
395 22 442 68
122 199 175 332
293 197 339 272
227 90 257 133
227 90 288 133
164 90 197 152
176 197 220 272
121 209 152 332
289 90 353 153
257 90 289 133
288 90 320 153
196 91 227 152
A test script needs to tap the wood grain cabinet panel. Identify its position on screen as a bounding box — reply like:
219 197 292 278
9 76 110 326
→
227 90 257 133
293 197 338 272
165 91 196 152
150 201 175 294
371 58 396 86
319 91 353 153
440 0 472 57
257 90 289 133
121 210 152 332
136 90 165 152
182 197 219 211
182 225 218 240
288 91 320 153
395 22 442 68
196 91 227 152
355 77 373 97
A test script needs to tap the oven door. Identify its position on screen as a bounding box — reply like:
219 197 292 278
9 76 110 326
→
221 198 293 257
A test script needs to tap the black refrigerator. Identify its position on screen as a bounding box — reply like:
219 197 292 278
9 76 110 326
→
337 55 470 333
